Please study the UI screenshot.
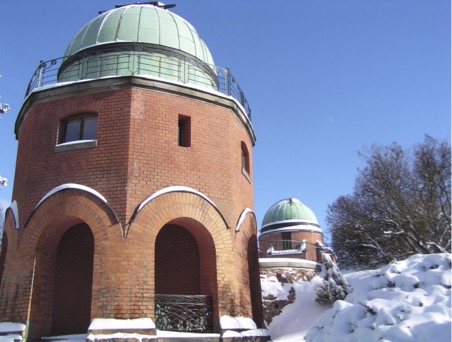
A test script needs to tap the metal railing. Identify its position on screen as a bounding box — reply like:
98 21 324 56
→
25 49 251 119
155 294 213 333
260 240 319 261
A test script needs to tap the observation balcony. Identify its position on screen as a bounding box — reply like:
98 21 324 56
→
259 240 322 262
25 48 251 120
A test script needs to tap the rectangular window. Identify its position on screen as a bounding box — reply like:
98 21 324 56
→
178 115 191 147
62 115 98 143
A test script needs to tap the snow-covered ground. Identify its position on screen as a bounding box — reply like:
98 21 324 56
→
0 253 450 341
263 253 451 342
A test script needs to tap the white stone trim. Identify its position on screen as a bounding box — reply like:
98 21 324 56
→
136 186 218 214
235 208 253 232
8 200 20 229
259 224 323 236
35 183 107 209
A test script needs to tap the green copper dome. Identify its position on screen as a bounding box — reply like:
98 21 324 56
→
261 198 320 233
58 4 216 88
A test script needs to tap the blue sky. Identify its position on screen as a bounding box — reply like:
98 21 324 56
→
0 0 450 238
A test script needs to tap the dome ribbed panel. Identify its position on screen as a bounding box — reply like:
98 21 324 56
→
262 198 319 228
138 7 160 43
178 18 196 56
97 9 123 43
158 8 179 49
116 6 141 42
63 5 215 66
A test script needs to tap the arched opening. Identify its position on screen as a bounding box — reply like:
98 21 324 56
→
241 141 250 176
154 221 216 332
155 224 200 294
248 235 264 327
51 223 94 335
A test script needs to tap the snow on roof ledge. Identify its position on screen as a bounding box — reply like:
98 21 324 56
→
0 322 26 334
220 316 257 330
36 183 107 209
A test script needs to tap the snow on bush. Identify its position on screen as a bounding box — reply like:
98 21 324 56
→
315 253 351 304
306 253 452 342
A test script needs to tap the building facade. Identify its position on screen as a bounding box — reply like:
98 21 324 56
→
0 4 263 339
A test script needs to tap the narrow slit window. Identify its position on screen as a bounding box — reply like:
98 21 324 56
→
241 141 250 175
178 115 191 147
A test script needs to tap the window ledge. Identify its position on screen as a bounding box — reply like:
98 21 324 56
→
242 168 251 183
55 140 97 153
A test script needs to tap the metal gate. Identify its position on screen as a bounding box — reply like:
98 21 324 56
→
155 294 213 332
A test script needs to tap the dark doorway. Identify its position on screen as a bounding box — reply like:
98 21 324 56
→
51 224 94 335
155 224 200 294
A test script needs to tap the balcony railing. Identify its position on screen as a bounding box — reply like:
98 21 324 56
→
24 49 251 120
260 240 319 262
155 294 213 333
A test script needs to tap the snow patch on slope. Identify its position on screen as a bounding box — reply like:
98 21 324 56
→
306 253 451 342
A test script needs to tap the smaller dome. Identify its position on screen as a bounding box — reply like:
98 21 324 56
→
261 198 320 234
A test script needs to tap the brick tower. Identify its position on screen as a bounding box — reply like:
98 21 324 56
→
0 4 264 340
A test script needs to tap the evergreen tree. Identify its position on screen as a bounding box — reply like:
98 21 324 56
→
315 253 351 304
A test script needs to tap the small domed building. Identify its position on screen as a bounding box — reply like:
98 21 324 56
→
259 198 331 271
0 3 266 340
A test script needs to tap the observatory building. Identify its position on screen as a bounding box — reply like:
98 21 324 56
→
0 3 265 340
259 198 332 271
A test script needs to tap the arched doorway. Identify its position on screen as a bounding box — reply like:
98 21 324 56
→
155 224 200 294
51 223 94 335
154 222 214 332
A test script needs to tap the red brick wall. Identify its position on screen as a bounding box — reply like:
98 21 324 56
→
0 233 7 290
13 79 255 233
2 78 259 336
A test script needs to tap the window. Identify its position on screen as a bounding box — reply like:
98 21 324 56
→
61 114 97 143
241 142 250 176
178 115 191 147
282 232 292 250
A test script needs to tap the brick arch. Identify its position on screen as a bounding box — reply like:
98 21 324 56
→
22 188 122 339
128 190 234 330
129 190 232 253
22 187 121 252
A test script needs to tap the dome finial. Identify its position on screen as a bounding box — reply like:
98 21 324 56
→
115 2 176 9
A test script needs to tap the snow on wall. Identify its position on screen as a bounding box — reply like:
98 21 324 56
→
35 183 107 209
7 200 19 229
136 186 218 214
235 208 253 232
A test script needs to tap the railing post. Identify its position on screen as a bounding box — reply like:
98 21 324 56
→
37 60 45 88
226 68 232 96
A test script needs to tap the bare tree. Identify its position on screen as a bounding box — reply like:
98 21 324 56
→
328 136 451 269
0 82 9 187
